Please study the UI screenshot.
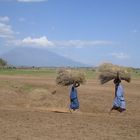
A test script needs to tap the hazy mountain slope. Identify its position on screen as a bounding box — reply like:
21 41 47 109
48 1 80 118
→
1 47 86 67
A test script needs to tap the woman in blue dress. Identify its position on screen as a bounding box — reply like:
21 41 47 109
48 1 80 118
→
110 78 126 113
69 81 80 111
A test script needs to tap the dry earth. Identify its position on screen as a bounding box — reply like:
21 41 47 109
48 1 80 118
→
0 75 140 140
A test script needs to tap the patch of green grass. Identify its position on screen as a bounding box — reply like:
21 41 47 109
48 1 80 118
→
131 71 140 79
1 67 139 80
85 69 97 79
0 68 97 79
68 68 97 79
0 68 57 77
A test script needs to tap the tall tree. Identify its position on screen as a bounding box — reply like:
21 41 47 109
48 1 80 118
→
0 58 7 67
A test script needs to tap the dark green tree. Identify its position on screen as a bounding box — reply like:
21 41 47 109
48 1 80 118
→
0 58 7 67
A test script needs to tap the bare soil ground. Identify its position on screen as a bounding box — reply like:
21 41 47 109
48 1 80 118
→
0 75 140 140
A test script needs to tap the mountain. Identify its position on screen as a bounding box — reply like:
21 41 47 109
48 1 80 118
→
1 47 87 67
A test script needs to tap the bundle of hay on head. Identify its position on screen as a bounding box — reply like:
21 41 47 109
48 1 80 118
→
98 63 131 84
56 69 86 86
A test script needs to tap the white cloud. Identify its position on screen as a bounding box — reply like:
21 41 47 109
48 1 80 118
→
17 0 47 2
0 22 15 38
10 39 113 48
0 16 15 39
53 40 113 48
110 52 130 59
12 36 54 47
0 16 10 22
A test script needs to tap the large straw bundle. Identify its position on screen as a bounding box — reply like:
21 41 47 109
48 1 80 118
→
56 69 86 86
98 63 131 84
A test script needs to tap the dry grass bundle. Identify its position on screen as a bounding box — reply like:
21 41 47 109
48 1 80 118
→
56 69 86 86
98 63 131 84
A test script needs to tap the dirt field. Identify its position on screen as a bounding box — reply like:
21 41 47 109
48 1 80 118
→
0 74 140 140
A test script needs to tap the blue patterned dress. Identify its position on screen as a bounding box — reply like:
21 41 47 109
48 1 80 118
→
113 84 126 109
70 86 79 110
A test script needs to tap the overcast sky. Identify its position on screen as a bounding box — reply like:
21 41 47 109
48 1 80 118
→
0 0 140 67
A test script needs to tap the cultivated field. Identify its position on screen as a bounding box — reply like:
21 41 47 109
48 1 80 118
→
0 68 140 140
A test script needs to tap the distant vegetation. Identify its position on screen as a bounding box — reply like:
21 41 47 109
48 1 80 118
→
0 66 139 79
0 59 140 79
0 58 7 67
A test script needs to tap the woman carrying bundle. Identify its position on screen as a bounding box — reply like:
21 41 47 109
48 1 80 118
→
110 78 126 113
69 81 80 112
